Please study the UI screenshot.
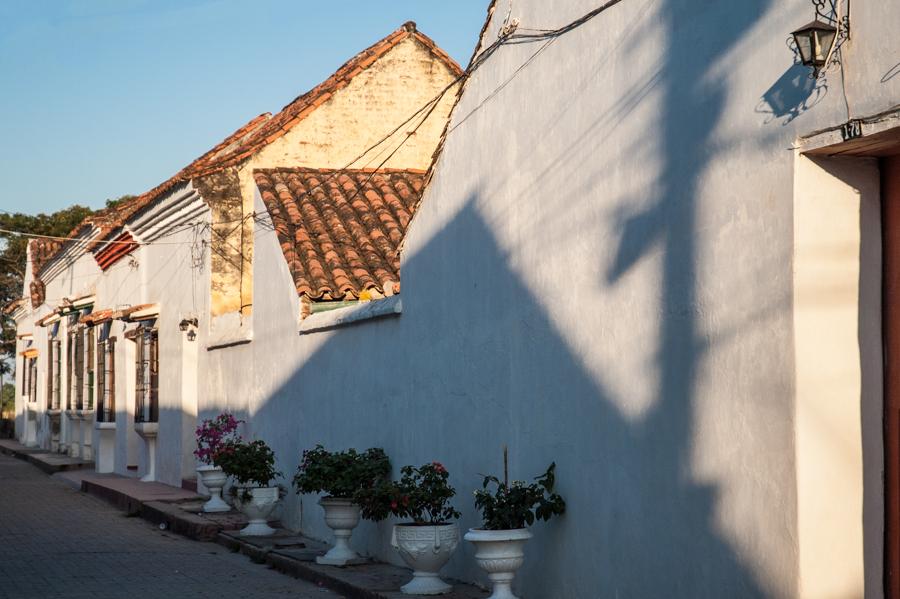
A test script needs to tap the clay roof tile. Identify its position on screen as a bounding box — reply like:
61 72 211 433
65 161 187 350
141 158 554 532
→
254 167 426 300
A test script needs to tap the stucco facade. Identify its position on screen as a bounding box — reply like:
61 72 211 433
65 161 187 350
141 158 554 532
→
210 34 460 320
10 2 900 598
201 1 900 598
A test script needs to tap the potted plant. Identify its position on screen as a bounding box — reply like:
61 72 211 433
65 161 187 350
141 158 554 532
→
293 444 391 565
194 412 243 513
464 453 566 599
359 462 462 595
218 439 282 536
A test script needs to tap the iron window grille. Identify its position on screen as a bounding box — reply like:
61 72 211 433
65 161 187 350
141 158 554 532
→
134 326 158 424
46 338 61 410
85 327 94 411
96 334 116 423
24 356 38 403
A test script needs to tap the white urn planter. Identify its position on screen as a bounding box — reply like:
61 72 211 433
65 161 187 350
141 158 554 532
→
391 523 459 595
316 497 365 566
464 528 532 599
196 465 230 513
233 487 279 536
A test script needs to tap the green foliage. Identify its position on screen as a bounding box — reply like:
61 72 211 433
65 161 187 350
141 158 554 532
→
105 195 136 210
293 444 391 500
358 461 461 524
1 382 14 414
473 463 566 530
0 205 95 374
216 439 281 488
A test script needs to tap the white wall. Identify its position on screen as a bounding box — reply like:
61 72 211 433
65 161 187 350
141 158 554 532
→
203 1 900 597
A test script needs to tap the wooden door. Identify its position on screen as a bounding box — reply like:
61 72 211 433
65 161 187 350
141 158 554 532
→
883 154 900 598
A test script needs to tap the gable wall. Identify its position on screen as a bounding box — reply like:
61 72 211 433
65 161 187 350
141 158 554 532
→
208 37 459 317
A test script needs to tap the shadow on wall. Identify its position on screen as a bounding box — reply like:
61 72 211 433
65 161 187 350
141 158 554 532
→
245 0 787 596
250 200 767 597
756 61 827 125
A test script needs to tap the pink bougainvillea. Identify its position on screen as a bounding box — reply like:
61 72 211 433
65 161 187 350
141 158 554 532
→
194 412 243 466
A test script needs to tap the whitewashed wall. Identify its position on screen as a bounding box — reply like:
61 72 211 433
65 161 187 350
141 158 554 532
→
203 1 900 597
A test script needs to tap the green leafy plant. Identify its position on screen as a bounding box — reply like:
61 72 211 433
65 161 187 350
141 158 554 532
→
358 462 461 524
293 444 391 500
217 439 281 488
473 459 566 530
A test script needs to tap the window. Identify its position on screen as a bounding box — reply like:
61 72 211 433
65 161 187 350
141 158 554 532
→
96 328 115 423
86 327 94 411
66 326 85 411
29 358 37 404
134 326 158 423
46 334 61 410
23 354 38 403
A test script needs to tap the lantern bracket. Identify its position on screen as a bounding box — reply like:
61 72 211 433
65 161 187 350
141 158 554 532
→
810 0 850 77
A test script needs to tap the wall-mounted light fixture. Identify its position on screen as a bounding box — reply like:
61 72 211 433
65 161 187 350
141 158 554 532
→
178 317 199 331
791 20 837 75
187 329 197 342
790 0 849 77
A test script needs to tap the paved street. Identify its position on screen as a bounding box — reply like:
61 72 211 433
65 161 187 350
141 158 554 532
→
0 455 338 599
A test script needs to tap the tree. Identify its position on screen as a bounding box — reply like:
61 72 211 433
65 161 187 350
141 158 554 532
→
1 382 13 414
0 205 95 375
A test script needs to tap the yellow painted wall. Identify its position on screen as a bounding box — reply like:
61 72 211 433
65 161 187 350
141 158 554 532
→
210 36 459 318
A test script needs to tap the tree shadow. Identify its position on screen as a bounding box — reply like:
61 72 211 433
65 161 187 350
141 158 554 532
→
241 193 771 596
220 0 791 596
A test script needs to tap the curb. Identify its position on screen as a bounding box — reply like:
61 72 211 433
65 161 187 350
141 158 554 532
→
216 532 488 599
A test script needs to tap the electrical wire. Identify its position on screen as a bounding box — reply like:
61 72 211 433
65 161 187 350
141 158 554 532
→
4 0 631 283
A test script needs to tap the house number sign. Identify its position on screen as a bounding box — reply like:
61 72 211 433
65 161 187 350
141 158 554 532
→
841 119 862 141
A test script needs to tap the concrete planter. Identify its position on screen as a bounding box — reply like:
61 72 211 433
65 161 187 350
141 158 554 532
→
196 465 230 513
391 522 459 595
316 497 364 565
463 528 532 599
233 486 279 536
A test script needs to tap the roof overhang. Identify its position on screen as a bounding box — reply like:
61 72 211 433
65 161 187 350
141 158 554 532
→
799 107 900 157
118 303 160 322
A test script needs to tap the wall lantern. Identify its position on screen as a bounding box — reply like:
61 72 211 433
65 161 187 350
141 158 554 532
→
178 317 198 331
791 20 837 75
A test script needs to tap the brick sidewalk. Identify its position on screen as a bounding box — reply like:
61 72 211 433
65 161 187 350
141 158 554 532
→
0 454 339 599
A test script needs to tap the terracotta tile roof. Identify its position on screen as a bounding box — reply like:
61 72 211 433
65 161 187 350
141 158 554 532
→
98 22 460 243
79 309 114 326
29 238 63 275
94 232 139 271
114 303 158 321
196 23 461 174
104 113 272 228
37 22 460 273
2 298 24 315
29 279 45 309
255 167 426 300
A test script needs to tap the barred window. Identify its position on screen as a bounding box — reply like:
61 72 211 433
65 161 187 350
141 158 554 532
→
86 327 95 411
97 335 116 423
134 327 158 423
74 328 84 410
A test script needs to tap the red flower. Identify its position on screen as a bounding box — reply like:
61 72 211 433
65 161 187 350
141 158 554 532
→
390 500 398 510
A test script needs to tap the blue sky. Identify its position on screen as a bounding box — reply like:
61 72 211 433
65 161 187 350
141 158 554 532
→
0 1 488 215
